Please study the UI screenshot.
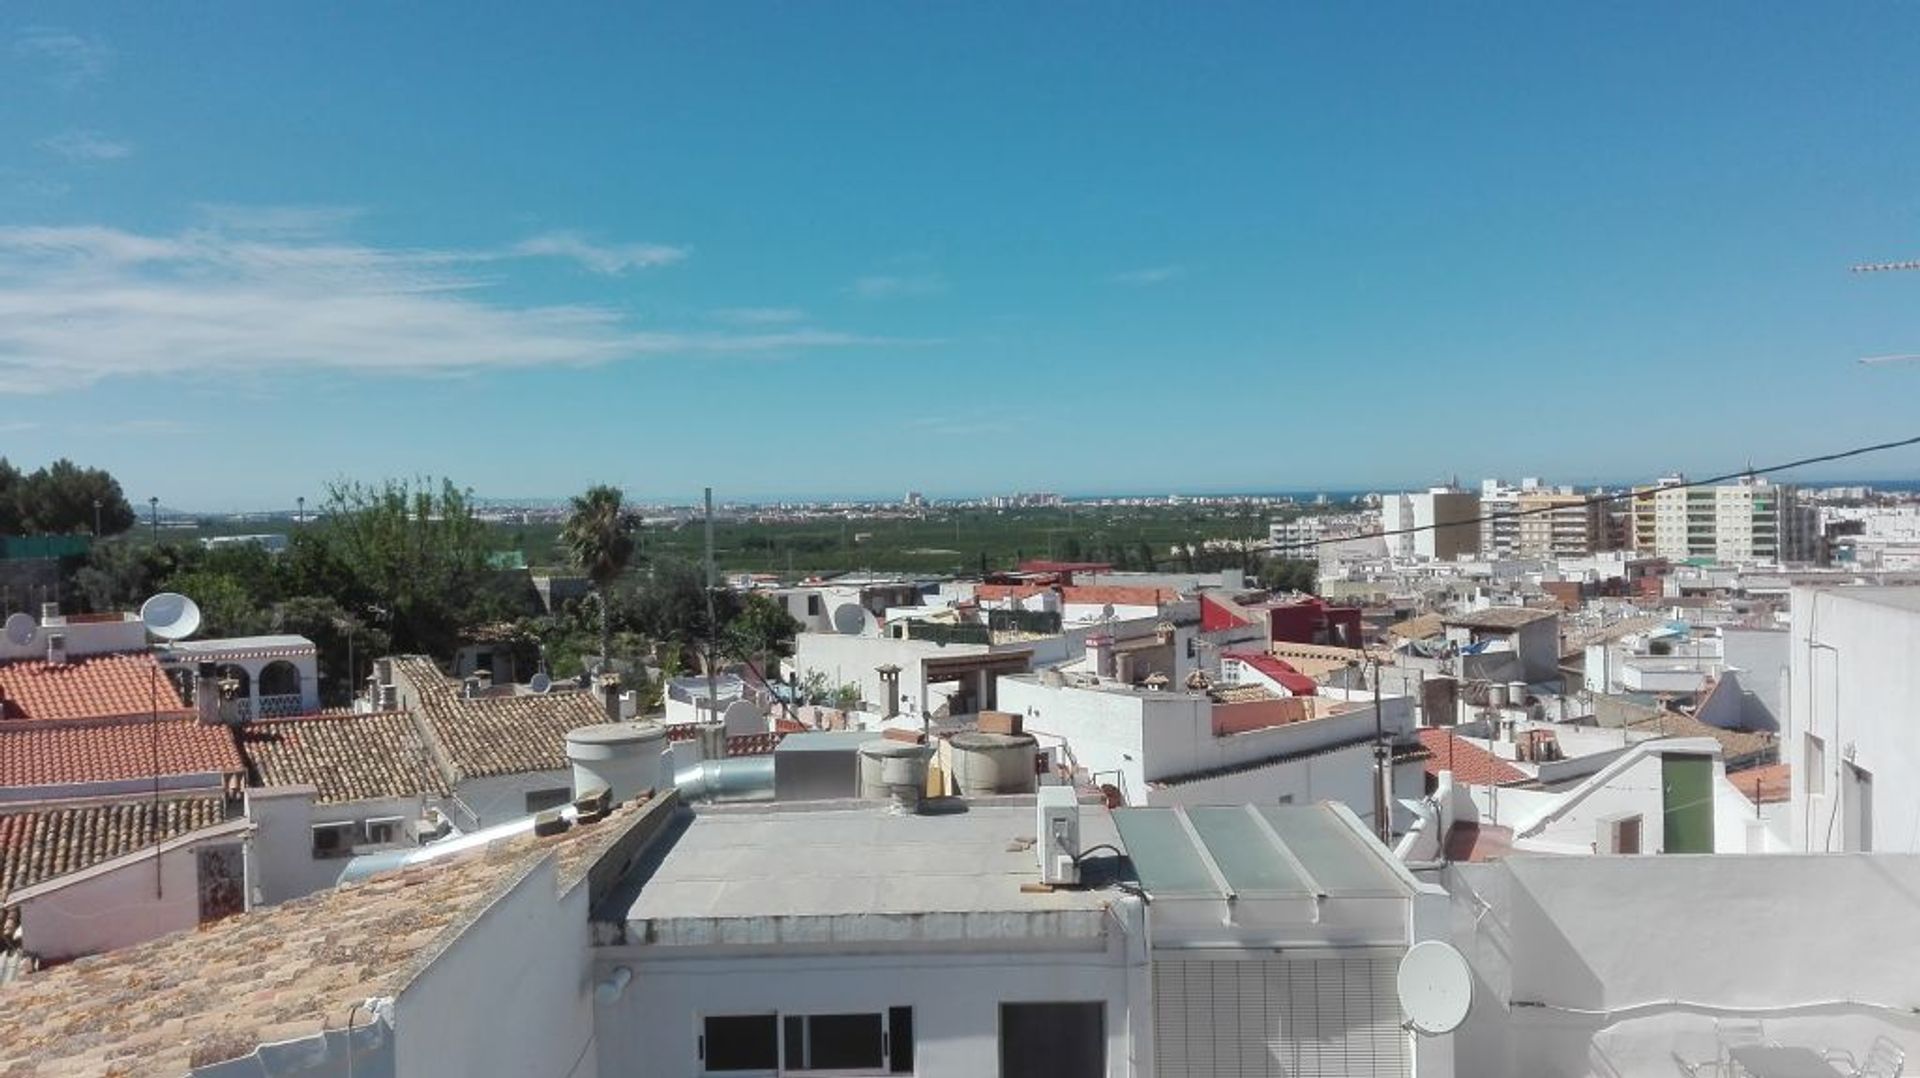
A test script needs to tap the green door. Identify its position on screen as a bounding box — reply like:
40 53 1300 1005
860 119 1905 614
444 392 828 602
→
1662 753 1714 853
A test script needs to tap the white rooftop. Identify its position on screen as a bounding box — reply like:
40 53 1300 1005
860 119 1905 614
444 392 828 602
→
618 803 1121 948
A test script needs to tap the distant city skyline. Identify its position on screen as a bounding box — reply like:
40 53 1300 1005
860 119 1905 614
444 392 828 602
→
3 4 1919 504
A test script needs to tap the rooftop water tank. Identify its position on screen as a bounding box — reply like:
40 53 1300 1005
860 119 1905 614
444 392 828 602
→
857 739 933 814
948 731 1040 796
565 721 668 805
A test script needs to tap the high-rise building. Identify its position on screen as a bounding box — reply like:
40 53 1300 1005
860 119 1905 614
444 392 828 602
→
1381 487 1480 561
1631 474 1813 563
1515 490 1607 557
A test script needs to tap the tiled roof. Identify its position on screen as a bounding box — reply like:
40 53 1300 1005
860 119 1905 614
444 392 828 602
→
392 656 603 780
1223 651 1319 696
1623 709 1777 767
1442 607 1558 631
1062 585 1175 608
0 797 658 1075
0 717 245 790
1387 613 1444 640
1414 728 1529 786
0 653 188 723
1729 761 1790 805
0 795 229 951
1444 821 1514 863
238 712 448 805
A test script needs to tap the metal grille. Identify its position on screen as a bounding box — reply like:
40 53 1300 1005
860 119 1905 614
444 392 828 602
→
1152 954 1411 1078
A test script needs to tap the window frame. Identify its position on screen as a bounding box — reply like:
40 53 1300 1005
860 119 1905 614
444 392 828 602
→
310 822 356 860
698 1009 912 1076
363 816 405 846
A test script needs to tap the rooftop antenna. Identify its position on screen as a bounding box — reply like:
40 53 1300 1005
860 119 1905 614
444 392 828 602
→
137 591 200 902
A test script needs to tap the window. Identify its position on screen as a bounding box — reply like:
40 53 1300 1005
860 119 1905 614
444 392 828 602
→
364 817 404 845
1001 1003 1103 1078
703 1015 778 1072
1805 734 1826 796
806 595 822 617
701 1010 913 1074
526 788 571 814
311 822 355 860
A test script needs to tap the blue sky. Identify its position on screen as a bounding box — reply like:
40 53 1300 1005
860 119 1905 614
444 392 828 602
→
2 4 1918 508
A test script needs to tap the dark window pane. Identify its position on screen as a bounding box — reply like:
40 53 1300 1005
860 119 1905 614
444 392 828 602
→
704 1015 778 1072
888 1007 915 1073
1001 1002 1104 1078
785 1015 804 1069
807 1013 884 1070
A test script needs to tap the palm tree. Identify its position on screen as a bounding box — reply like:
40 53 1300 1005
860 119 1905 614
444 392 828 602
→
562 484 637 669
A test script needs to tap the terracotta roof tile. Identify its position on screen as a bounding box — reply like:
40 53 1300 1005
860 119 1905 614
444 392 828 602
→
0 653 188 723
1414 727 1529 786
238 712 448 805
1622 709 1777 766
1442 607 1559 631
391 656 602 780
0 718 244 790
1222 651 1318 696
0 795 229 951
0 796 660 1075
1730 761 1790 805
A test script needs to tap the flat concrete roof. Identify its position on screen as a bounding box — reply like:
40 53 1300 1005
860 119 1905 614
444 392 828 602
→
1832 585 1920 614
617 803 1122 948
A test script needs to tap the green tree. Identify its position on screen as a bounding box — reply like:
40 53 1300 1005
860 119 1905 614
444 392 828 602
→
562 485 638 667
309 478 497 657
1258 557 1318 595
6 458 135 536
723 592 802 679
165 569 270 638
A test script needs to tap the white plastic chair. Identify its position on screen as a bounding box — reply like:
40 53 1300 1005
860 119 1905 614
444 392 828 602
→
1828 1036 1907 1078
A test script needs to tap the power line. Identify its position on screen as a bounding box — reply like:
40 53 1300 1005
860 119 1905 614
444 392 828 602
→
1282 433 1920 552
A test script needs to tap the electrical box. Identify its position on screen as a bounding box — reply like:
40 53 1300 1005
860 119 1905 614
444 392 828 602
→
1037 786 1081 886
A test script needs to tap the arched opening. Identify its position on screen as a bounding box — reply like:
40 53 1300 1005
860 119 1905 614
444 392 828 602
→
257 660 303 718
215 664 252 701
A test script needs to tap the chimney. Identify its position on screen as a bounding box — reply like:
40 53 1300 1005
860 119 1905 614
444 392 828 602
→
475 668 492 693
1088 634 1115 679
374 657 393 687
39 602 59 625
195 662 220 725
45 633 66 666
379 684 399 711
462 675 481 700
599 674 623 723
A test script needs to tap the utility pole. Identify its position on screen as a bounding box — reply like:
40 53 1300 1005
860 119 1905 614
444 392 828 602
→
704 487 718 726
148 497 159 543
1371 656 1390 844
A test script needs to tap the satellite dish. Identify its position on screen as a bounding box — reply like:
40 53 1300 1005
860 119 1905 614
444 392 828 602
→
1397 940 1472 1036
139 592 202 642
831 603 870 636
4 612 35 647
1101 604 1116 620
529 672 552 694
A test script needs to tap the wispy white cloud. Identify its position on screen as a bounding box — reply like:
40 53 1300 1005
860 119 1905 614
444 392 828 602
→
710 306 807 326
511 231 688 275
1111 264 1188 286
0 420 40 433
193 203 365 237
851 273 946 299
0 222 908 394
13 28 113 90
38 130 132 162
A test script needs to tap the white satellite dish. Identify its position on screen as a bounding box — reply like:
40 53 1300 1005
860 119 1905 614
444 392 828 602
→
529 672 552 694
3 612 34 647
1396 940 1472 1036
831 603 870 636
139 592 202 642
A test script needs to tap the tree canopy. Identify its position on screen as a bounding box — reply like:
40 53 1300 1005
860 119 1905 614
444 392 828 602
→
562 484 638 664
0 457 136 536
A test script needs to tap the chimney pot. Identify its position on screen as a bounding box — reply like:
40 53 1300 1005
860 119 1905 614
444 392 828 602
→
45 633 66 665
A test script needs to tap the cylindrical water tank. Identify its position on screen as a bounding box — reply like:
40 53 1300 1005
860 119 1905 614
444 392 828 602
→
1488 683 1509 709
1509 682 1528 710
565 721 668 805
948 732 1040 796
857 739 932 813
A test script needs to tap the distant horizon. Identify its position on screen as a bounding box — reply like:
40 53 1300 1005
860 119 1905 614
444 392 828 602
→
150 473 1920 517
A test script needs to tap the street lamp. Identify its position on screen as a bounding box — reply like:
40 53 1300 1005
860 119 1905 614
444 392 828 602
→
147 497 159 543
92 498 101 537
297 496 305 527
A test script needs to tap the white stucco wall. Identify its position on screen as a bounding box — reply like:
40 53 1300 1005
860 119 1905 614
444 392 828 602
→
395 858 597 1078
447 770 574 829
248 787 427 904
595 947 1131 1078
1788 587 1920 852
18 838 241 961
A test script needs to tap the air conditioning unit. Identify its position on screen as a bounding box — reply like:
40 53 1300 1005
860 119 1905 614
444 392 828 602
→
1037 786 1081 886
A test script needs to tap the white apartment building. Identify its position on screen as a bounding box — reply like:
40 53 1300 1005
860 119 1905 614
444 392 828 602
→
1631 474 1814 564
1267 515 1328 557
1382 487 1481 561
